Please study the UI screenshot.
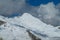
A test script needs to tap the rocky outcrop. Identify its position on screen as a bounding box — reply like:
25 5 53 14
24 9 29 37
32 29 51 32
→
27 30 41 40
0 20 6 25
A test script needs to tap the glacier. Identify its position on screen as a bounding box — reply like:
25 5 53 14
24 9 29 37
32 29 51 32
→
0 13 60 40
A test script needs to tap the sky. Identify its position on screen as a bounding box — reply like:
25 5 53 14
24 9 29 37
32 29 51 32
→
0 0 60 17
0 0 60 26
26 0 60 6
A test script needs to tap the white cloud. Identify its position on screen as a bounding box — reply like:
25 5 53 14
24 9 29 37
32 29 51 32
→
0 0 60 26
0 0 25 16
37 2 60 26
0 0 39 17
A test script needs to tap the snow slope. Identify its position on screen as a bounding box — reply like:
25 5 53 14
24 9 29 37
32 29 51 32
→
20 13 60 37
0 16 31 40
0 13 60 40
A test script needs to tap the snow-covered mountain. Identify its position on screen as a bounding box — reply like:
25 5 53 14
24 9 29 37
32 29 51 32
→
0 13 60 40
0 15 32 40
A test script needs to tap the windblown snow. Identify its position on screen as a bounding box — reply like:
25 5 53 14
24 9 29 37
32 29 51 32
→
0 13 60 40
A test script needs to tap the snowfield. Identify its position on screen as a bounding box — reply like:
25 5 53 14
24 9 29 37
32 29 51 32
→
0 20 31 40
0 13 60 40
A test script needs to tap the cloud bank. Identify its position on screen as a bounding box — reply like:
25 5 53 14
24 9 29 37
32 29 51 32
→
0 0 60 26
0 0 39 17
0 0 28 16
37 2 60 26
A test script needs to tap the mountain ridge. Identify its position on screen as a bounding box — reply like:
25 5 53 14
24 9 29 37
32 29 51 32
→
0 13 60 40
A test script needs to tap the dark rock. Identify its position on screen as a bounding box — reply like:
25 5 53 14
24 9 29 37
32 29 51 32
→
27 30 41 40
0 20 6 25
0 37 3 40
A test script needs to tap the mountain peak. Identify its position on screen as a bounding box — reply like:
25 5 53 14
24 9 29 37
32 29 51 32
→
0 13 60 40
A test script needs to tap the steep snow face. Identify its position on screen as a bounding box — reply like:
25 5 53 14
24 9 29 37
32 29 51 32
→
20 13 60 37
0 13 60 40
0 17 31 40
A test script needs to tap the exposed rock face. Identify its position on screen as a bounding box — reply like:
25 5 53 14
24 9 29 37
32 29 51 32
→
0 37 3 40
27 30 41 40
0 20 6 25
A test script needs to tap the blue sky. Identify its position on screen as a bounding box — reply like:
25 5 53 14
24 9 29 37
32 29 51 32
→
26 0 60 6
